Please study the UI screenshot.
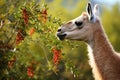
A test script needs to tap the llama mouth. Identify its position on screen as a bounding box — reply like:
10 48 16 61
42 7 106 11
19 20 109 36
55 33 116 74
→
57 33 67 40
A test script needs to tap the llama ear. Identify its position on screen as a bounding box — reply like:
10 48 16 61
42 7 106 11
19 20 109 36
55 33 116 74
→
86 2 95 22
93 4 99 16
87 2 92 16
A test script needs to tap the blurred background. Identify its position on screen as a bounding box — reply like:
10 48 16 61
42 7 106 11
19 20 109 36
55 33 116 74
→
0 0 120 80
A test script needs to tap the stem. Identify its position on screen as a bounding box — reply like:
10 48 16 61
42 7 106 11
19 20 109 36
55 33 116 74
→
30 38 49 65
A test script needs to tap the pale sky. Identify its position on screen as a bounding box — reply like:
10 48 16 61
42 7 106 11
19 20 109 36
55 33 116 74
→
98 0 120 5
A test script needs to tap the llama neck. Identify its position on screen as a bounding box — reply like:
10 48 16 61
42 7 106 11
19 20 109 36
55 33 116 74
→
88 28 115 80
90 29 114 56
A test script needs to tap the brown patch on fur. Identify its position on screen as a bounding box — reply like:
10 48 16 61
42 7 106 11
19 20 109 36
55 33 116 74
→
82 12 87 16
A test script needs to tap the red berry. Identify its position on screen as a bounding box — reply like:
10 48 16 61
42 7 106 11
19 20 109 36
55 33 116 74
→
27 66 34 77
52 47 61 66
42 9 47 23
15 29 24 45
22 9 29 25
29 27 35 36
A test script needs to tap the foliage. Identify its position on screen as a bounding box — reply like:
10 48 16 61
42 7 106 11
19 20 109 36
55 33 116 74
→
0 0 90 80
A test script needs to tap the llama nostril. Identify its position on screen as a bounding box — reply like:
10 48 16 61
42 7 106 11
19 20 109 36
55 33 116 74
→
58 29 61 32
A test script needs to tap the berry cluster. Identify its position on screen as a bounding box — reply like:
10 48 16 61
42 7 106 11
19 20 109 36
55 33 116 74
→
8 56 16 69
38 9 47 23
27 66 34 77
15 29 25 45
22 9 29 25
29 27 35 36
52 47 61 66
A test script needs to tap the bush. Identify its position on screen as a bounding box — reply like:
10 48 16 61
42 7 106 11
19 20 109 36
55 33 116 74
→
0 0 93 80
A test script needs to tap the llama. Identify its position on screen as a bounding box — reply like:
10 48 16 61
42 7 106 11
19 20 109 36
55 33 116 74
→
56 2 120 80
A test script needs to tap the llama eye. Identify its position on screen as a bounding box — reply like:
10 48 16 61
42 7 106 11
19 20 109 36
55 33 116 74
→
75 21 83 29
75 21 83 26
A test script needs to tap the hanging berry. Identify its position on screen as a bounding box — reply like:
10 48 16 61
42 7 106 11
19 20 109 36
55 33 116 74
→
27 66 34 77
22 9 29 25
42 9 47 23
15 29 25 45
38 9 47 23
8 56 16 69
29 27 35 36
52 47 61 66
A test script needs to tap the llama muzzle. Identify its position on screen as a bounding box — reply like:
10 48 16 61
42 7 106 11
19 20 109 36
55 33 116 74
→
57 33 67 40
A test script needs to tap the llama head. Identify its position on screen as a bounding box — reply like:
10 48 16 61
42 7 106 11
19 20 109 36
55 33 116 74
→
57 2 100 42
